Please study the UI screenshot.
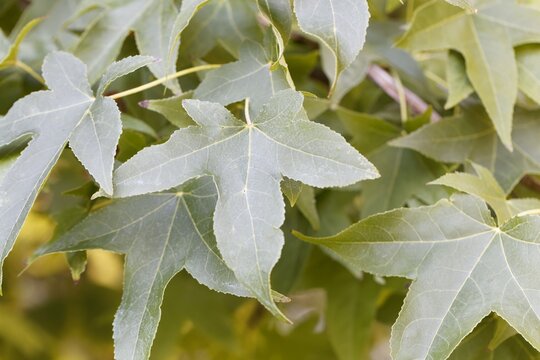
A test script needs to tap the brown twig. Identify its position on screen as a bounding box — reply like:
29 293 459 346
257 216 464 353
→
367 64 441 123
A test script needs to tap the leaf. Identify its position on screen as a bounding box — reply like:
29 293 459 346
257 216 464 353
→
139 92 194 128
432 163 513 223
194 41 290 114
294 0 370 93
339 108 443 216
257 0 294 60
167 0 209 63
445 0 475 11
516 45 540 104
0 17 42 68
326 271 380 360
0 52 150 289
392 106 540 193
34 177 248 360
72 0 202 91
447 46 540 108
296 194 540 359
111 89 378 317
397 0 540 149
432 163 540 225
179 0 262 59
445 50 474 109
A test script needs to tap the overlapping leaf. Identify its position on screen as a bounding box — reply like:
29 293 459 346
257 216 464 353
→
194 41 290 114
392 106 540 193
339 109 444 216
0 52 152 288
110 89 379 317
294 0 370 93
398 0 540 149
296 194 540 359
34 177 248 360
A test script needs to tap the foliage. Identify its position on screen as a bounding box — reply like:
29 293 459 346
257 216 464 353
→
1 0 540 359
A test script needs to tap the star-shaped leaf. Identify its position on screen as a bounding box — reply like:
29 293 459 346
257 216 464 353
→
392 106 540 193
397 0 540 149
0 51 152 288
296 194 540 359
111 89 379 316
33 177 248 360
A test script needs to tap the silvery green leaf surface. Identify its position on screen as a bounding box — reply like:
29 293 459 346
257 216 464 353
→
97 55 156 95
194 42 290 113
73 0 183 92
516 45 540 104
432 163 513 223
257 0 294 60
0 51 151 288
393 106 540 193
296 194 540 360
0 52 93 288
111 89 378 317
34 177 248 360
339 109 443 216
180 0 262 59
294 0 370 92
397 0 540 149
445 50 474 109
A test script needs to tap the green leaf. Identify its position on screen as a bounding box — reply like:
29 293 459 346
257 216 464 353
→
72 0 197 91
111 89 378 318
139 92 194 128
398 0 540 149
294 0 370 93
327 272 380 360
296 194 540 359
34 177 248 360
0 52 150 289
194 41 290 114
445 50 474 109
167 0 209 64
516 45 540 104
431 163 537 224
339 108 443 216
0 17 42 67
257 0 293 60
180 0 262 59
392 106 540 193
445 0 475 11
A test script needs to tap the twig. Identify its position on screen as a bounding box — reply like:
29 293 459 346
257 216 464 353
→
367 64 441 123
108 64 221 100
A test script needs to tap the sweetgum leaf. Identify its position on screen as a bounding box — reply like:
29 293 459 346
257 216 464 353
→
111 89 379 317
0 52 150 289
392 106 540 193
398 0 540 149
296 194 540 359
294 0 370 93
34 177 248 360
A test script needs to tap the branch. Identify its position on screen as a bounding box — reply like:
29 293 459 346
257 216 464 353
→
367 64 441 123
